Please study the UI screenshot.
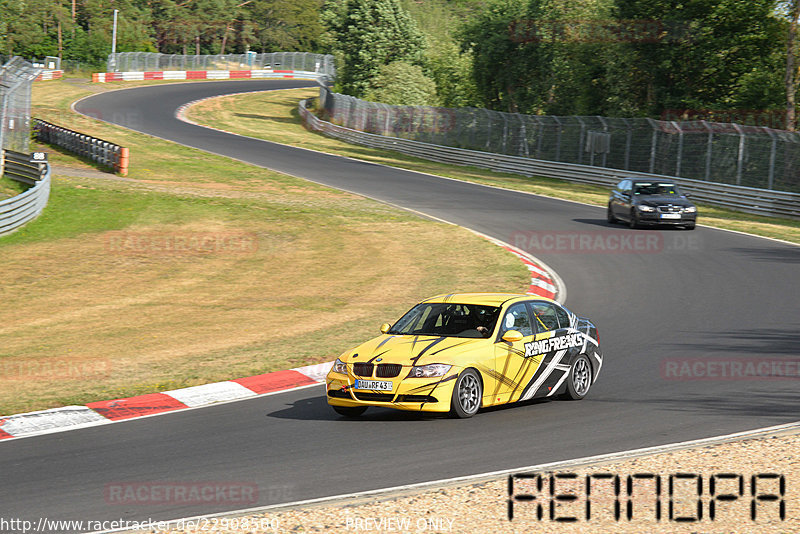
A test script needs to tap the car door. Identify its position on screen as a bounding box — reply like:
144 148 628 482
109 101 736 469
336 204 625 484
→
610 180 624 217
517 301 585 401
613 180 632 219
492 302 537 405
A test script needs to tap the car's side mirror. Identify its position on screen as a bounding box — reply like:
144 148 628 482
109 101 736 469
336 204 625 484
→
380 323 391 334
501 330 524 343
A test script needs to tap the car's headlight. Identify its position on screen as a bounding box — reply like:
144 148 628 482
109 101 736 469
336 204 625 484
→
638 205 656 212
331 358 347 374
407 364 452 378
683 206 697 213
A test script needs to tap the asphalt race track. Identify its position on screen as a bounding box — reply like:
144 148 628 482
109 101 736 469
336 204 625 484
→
2 80 799 532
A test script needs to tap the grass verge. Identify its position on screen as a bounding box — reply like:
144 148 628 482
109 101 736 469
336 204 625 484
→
0 176 27 201
186 88 800 245
0 79 527 415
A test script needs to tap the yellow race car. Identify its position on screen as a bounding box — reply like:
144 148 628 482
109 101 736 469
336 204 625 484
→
326 293 602 418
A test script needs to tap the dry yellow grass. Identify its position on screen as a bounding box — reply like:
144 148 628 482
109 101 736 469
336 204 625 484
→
0 80 528 415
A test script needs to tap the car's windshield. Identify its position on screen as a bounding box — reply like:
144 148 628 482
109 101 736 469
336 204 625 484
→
387 303 500 338
633 182 681 196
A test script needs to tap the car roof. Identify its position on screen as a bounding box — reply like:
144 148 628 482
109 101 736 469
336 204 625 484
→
626 178 677 185
421 292 556 307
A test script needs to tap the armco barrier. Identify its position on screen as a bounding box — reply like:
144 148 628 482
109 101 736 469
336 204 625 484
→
299 100 800 220
92 69 321 83
33 119 129 176
0 150 51 236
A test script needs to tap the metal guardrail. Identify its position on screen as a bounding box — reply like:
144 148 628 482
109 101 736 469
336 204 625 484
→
0 150 51 237
299 99 800 220
33 119 129 176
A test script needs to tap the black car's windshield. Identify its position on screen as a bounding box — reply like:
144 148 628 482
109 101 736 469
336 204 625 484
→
634 182 681 196
387 303 500 338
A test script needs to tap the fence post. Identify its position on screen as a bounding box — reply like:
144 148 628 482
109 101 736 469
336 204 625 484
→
501 112 509 154
623 118 632 170
576 117 586 165
517 114 529 158
648 119 658 174
733 123 745 186
703 120 713 182
484 109 492 150
0 83 9 154
673 121 684 177
554 116 562 162
598 116 609 167
766 128 777 190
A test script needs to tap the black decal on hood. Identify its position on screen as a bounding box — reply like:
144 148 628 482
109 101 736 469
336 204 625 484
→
410 337 447 365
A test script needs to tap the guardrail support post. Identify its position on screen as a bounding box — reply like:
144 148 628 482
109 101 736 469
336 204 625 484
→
118 146 129 176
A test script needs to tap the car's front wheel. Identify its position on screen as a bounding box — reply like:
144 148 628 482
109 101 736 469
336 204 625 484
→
629 209 640 229
332 405 367 417
563 354 593 400
450 369 482 418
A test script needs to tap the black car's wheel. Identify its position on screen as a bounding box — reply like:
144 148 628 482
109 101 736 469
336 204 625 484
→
450 368 482 418
332 405 367 417
685 222 696 230
629 209 640 229
607 204 618 224
563 354 592 400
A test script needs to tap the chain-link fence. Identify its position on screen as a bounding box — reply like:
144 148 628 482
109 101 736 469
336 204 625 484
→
1 57 41 155
319 90 800 193
108 52 335 77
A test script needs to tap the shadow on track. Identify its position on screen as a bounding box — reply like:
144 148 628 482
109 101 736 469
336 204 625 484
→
727 247 800 263
616 391 800 419
668 328 800 355
266 392 559 422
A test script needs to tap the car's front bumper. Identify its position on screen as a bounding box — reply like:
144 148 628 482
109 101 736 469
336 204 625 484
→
636 211 696 225
326 370 458 413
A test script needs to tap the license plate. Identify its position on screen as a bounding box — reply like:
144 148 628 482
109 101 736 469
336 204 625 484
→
354 379 393 391
660 213 681 219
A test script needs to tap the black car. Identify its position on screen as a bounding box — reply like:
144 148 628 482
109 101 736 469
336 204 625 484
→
607 178 697 230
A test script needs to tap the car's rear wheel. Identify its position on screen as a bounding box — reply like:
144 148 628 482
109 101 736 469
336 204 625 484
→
563 354 592 400
607 204 618 224
332 405 367 417
629 209 640 229
450 369 482 418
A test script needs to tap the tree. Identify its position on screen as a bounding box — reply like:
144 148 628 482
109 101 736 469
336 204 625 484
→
323 0 425 97
426 37 480 108
364 61 438 105
786 0 800 130
462 0 787 118
248 0 327 53
609 0 784 117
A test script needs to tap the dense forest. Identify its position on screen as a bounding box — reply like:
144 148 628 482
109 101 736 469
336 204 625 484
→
1 0 797 127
